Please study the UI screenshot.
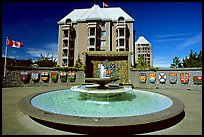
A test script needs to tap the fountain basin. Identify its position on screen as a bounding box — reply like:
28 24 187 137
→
18 89 185 134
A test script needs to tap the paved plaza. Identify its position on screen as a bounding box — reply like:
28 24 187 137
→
2 86 202 135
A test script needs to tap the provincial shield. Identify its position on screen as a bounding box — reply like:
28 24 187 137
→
169 73 177 84
180 73 189 84
20 72 30 83
41 71 49 82
193 73 202 85
68 71 76 82
159 73 166 83
51 72 58 82
140 73 147 83
148 73 156 83
20 72 29 81
32 72 39 82
60 71 67 82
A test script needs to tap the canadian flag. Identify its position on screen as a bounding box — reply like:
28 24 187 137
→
103 2 109 7
6 38 23 48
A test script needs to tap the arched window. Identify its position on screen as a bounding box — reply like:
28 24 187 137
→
118 16 125 23
65 18 72 24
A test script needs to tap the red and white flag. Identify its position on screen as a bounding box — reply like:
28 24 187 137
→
6 38 23 48
103 2 109 7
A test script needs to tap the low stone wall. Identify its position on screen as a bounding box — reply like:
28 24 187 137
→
2 67 202 91
129 68 202 90
2 68 85 87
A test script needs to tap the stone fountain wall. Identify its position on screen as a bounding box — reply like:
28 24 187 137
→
130 67 202 90
2 68 85 87
2 67 202 91
89 58 129 84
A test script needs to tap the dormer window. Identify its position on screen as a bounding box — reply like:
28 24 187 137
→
65 18 72 25
118 16 125 23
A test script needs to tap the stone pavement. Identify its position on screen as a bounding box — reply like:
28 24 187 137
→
2 86 202 135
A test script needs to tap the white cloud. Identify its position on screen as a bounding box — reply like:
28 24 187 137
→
154 32 195 38
153 32 196 42
26 42 58 61
153 38 185 42
176 32 202 51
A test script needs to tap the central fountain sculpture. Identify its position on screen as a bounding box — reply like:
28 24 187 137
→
71 61 132 98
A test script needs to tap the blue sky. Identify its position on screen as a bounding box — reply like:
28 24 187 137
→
2 2 202 68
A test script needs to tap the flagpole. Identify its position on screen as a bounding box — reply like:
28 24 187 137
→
4 44 8 77
103 2 104 8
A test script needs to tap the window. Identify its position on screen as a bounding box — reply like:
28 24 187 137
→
62 59 67 66
118 16 125 23
101 40 106 47
63 30 68 37
100 31 106 36
119 39 124 46
63 49 68 57
90 38 95 45
119 29 124 36
63 40 68 47
65 19 71 24
90 28 95 36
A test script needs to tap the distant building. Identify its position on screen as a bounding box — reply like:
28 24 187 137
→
57 4 135 67
135 36 153 66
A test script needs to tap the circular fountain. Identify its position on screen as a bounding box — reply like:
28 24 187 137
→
18 78 185 134
18 62 185 134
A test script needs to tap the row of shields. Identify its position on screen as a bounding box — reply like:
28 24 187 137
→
20 71 76 83
140 73 202 85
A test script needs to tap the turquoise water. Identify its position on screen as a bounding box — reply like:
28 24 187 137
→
31 89 172 118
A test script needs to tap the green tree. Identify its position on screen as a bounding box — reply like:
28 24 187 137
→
137 55 147 67
170 57 182 68
182 56 189 68
171 50 202 68
183 50 202 67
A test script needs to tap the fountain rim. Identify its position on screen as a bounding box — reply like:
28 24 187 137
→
17 88 185 127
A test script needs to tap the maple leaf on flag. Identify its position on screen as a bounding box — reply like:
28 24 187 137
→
6 38 23 48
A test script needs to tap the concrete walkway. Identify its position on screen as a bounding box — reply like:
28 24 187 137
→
2 86 202 135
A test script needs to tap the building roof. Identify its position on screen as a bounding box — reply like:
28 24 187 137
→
58 4 134 24
135 36 151 45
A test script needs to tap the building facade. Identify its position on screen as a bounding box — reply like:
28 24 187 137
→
135 36 153 66
57 4 135 67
